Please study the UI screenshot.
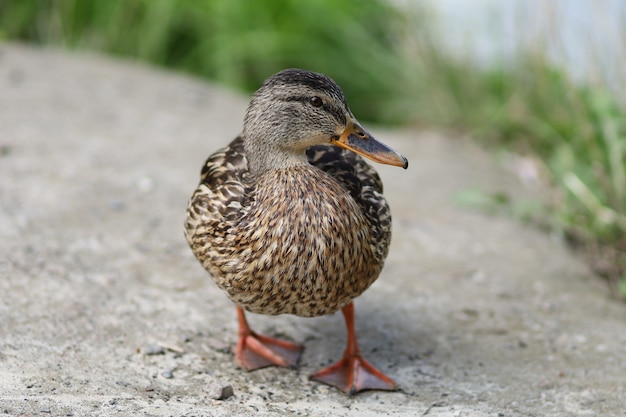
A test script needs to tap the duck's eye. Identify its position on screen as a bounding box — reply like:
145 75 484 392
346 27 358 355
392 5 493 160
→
309 96 323 107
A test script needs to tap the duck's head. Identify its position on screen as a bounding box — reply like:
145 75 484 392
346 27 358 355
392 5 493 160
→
243 68 408 175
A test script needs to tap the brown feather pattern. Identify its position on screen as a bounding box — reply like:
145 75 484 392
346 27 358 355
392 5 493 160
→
185 136 392 317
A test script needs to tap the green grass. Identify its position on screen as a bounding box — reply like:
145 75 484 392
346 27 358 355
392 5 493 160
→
0 0 410 123
414 52 626 294
1 0 624 296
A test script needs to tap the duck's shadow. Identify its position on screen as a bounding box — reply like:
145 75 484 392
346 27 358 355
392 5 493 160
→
253 283 440 385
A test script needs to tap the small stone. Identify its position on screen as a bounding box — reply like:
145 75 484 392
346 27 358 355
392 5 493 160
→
204 379 234 400
143 344 164 355
220 384 234 399
161 369 174 379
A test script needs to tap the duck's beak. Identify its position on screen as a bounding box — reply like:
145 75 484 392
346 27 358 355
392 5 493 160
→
331 120 408 169
330 119 409 169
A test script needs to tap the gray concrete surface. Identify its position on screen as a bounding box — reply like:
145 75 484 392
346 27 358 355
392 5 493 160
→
1 44 625 417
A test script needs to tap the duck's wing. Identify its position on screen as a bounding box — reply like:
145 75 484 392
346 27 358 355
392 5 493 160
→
185 136 250 245
306 145 392 256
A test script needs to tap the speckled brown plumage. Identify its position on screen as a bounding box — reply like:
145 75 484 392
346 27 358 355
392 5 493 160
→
184 68 407 394
185 137 390 317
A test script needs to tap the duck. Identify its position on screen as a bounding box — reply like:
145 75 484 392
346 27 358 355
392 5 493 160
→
185 68 408 395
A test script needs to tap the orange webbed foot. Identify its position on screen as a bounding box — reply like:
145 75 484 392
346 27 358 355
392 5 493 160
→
310 353 396 395
235 307 303 370
309 302 396 395
236 331 303 370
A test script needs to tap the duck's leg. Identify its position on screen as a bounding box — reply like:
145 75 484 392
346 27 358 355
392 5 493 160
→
235 306 303 370
309 302 396 395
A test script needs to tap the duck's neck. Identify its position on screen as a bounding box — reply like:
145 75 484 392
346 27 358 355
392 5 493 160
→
244 136 309 176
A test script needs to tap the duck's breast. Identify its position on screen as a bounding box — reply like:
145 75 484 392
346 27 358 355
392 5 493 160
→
215 165 383 317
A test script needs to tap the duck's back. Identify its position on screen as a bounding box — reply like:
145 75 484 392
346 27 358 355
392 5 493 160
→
185 136 392 317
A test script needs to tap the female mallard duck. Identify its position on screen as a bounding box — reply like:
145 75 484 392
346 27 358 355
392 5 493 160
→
185 69 407 395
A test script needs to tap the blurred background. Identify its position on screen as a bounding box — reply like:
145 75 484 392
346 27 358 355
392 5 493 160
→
1 0 624 296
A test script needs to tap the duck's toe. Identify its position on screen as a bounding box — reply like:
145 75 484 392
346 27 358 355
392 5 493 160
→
309 354 396 395
236 332 303 370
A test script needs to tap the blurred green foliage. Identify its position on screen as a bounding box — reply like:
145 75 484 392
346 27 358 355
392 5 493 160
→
0 0 410 123
0 0 624 295
432 57 626 294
